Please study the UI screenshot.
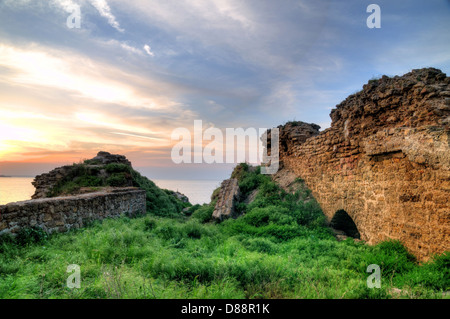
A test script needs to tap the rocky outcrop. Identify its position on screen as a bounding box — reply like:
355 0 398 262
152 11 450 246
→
32 151 189 206
212 178 241 221
89 151 132 166
278 121 321 156
32 151 133 199
268 68 450 261
166 190 190 203
32 165 77 199
0 188 146 235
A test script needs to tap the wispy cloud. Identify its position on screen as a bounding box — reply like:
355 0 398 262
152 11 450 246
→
0 44 178 110
88 0 124 32
144 44 155 57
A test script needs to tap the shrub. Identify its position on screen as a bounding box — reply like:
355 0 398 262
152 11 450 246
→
231 163 250 181
184 204 201 216
143 218 157 231
191 205 214 223
106 173 128 187
182 221 206 239
350 240 417 278
74 175 103 187
105 163 130 174
238 170 268 199
396 251 450 290
210 187 221 202
154 224 182 241
131 170 185 216
241 207 273 227
243 237 278 254
83 159 102 165
15 227 49 246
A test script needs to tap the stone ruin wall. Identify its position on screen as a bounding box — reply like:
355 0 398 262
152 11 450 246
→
32 151 133 199
0 188 146 236
271 68 450 261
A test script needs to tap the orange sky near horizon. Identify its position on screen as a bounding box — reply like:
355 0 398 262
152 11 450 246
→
2 0 450 179
0 43 186 169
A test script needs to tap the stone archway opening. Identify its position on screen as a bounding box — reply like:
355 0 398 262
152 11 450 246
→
330 209 360 239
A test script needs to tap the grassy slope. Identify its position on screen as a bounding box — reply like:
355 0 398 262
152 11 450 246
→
0 164 448 299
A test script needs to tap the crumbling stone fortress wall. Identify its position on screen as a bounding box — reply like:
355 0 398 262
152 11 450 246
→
270 68 450 261
0 188 146 236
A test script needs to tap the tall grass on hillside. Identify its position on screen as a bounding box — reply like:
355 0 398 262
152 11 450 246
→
0 164 448 299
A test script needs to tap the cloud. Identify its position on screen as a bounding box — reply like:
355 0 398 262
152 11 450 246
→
110 132 162 141
0 44 179 110
144 44 155 57
101 39 144 55
53 0 79 12
116 0 329 71
120 42 143 55
0 42 201 163
88 0 124 32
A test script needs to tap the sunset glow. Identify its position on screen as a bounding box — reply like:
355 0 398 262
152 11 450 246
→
0 0 449 179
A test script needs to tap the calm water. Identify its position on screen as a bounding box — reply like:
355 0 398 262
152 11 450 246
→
0 177 221 206
153 179 222 205
0 177 35 205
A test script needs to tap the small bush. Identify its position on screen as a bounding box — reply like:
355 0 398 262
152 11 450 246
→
143 218 157 231
155 224 182 241
243 237 278 254
106 173 128 187
396 251 450 290
15 227 49 246
183 221 205 239
105 163 130 174
74 175 103 187
131 170 185 216
241 207 272 227
192 205 214 223
350 240 417 278
184 204 201 216
210 187 221 202
231 163 250 181
239 172 268 199
83 159 102 165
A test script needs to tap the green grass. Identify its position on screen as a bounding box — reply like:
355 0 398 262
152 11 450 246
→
0 215 447 299
0 164 448 299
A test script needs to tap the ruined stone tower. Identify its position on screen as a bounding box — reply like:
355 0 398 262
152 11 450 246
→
269 68 450 261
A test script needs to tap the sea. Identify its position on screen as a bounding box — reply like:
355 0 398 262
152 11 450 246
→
0 177 222 206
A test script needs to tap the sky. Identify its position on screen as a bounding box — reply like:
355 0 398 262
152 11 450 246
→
0 0 449 180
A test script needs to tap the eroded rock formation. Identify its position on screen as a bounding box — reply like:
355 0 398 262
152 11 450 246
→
90 151 132 166
212 178 240 221
268 68 450 261
32 151 133 199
